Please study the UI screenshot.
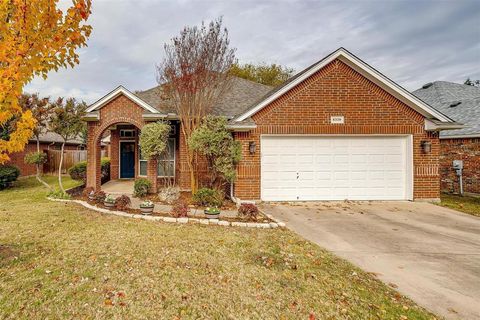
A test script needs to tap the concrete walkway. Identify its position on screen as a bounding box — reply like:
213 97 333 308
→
261 201 480 320
102 179 134 195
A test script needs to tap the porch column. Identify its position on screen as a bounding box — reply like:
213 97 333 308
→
86 124 102 190
147 159 158 193
110 129 119 180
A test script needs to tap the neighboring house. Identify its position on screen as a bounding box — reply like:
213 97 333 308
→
83 47 461 201
6 132 84 176
413 81 480 195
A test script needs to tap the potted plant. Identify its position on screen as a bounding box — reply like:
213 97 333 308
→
88 190 96 201
140 200 154 215
204 207 220 219
104 194 116 208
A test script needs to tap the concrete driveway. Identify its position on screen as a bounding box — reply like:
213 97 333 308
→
261 201 480 320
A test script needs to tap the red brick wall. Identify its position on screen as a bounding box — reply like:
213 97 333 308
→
440 138 480 194
234 59 440 200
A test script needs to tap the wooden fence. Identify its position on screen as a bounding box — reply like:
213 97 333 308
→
45 150 107 174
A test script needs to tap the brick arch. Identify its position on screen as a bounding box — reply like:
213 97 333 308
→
92 117 145 146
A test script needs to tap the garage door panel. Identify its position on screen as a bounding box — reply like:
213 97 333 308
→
261 136 409 201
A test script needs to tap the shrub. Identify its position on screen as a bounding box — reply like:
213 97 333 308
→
171 200 189 218
94 190 106 204
134 178 151 197
192 187 223 207
0 165 20 189
68 157 110 183
82 187 94 198
24 152 47 165
238 203 259 221
115 195 131 210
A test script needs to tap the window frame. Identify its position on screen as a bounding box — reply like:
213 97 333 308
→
138 138 175 178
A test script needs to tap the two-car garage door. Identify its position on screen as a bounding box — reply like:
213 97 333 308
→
261 136 412 201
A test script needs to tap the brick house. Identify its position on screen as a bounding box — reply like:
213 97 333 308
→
7 132 84 176
414 81 480 195
84 48 461 201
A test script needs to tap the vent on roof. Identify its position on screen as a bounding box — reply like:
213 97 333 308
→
422 82 433 89
449 101 462 108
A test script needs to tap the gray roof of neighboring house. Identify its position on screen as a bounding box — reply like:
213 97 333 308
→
136 76 273 119
413 81 480 137
31 132 84 145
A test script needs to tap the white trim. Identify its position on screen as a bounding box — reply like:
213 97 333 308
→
440 134 480 139
259 134 414 201
119 140 136 179
235 48 453 123
424 119 465 131
86 86 160 114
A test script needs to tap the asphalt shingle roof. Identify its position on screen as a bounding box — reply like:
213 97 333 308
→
413 81 480 137
136 76 272 119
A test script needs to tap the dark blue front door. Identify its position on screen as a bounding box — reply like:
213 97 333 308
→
120 142 135 178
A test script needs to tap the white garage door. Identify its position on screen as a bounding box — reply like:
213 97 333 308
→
261 136 411 201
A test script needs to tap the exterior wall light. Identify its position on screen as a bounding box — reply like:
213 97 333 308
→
421 141 432 154
249 141 256 155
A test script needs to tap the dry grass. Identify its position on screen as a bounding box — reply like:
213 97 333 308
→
440 193 480 217
0 177 437 319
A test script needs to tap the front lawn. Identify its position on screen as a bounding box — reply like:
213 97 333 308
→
440 193 480 217
0 177 436 319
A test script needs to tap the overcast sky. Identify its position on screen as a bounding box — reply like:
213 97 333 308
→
26 0 480 104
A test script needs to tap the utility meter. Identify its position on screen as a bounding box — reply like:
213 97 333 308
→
453 160 463 176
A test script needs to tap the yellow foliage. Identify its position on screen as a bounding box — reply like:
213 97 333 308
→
0 0 92 163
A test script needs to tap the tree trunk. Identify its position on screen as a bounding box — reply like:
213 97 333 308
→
58 142 65 193
35 136 52 191
182 130 197 194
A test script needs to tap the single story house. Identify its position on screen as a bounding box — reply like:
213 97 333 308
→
413 81 480 195
83 48 462 202
7 132 84 176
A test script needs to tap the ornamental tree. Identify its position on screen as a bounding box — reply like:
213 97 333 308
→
49 98 86 193
189 116 241 189
0 0 92 164
138 121 172 186
157 17 236 193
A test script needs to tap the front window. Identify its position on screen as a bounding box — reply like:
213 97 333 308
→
139 138 175 177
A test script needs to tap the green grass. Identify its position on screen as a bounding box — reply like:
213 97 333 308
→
440 193 480 217
0 176 437 319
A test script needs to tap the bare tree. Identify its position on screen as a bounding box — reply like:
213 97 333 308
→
157 17 236 193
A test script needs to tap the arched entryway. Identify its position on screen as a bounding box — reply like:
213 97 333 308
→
86 117 159 193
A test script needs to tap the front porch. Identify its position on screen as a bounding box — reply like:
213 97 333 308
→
101 179 134 195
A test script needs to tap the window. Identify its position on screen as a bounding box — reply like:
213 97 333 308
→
120 129 136 138
139 138 175 177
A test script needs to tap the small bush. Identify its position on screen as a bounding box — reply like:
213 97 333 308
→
104 194 116 204
171 200 189 218
24 152 47 165
94 190 106 204
68 157 110 183
134 178 151 197
0 165 20 189
192 188 223 207
115 195 131 210
238 203 259 221
82 187 94 198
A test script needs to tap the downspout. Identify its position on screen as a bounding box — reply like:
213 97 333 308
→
230 182 240 205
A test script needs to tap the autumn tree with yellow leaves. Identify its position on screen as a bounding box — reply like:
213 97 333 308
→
0 0 92 164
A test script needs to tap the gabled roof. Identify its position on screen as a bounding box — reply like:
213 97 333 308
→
233 47 455 124
413 81 480 138
86 85 161 114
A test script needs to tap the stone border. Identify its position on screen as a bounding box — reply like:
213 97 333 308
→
47 197 285 229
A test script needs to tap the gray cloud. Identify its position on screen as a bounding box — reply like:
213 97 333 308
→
26 0 480 104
